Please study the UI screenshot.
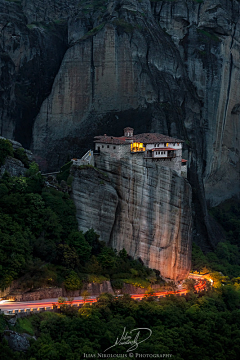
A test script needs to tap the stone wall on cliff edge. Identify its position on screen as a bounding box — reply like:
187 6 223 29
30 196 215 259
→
71 153 192 281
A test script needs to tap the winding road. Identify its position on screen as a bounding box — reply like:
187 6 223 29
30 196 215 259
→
0 275 208 315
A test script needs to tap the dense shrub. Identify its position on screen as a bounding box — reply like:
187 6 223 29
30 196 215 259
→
2 285 240 360
41 188 78 238
0 139 13 166
64 271 82 291
192 200 240 278
14 147 30 168
56 161 73 182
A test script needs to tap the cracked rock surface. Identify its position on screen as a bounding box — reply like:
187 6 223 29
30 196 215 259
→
0 0 239 248
71 154 192 281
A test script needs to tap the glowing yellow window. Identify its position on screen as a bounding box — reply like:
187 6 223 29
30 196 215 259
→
131 142 145 152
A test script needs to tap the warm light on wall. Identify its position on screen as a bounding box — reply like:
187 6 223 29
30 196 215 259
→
166 143 169 147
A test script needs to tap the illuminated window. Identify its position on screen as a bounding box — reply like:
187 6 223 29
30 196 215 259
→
166 143 169 147
131 142 145 152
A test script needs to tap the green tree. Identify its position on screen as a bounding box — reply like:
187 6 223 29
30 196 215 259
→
84 228 102 254
82 290 90 303
119 248 128 259
222 285 240 310
216 242 231 261
144 286 155 301
56 161 73 182
64 271 82 291
0 139 13 166
85 256 103 274
57 244 79 269
147 271 157 285
26 161 39 176
0 184 8 198
97 247 117 270
67 231 91 264
42 189 78 238
183 278 196 291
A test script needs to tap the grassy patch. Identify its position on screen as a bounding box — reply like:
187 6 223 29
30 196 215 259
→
15 318 34 336
87 274 108 283
122 277 150 288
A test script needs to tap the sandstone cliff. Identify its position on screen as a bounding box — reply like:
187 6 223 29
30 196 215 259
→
152 0 240 207
71 154 192 281
0 0 239 248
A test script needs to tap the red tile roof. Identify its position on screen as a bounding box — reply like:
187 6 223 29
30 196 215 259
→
94 135 128 145
94 132 184 145
133 133 184 143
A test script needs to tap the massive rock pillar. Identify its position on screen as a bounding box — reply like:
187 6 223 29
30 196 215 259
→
71 154 192 281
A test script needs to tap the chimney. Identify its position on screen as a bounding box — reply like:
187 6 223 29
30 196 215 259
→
124 127 134 137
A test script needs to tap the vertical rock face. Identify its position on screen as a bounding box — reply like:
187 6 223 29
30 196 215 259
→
152 0 240 206
32 9 199 172
0 156 26 178
71 154 192 281
0 0 239 248
0 0 67 148
71 166 118 242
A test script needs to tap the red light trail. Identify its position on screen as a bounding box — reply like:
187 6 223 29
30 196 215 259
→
0 276 208 314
